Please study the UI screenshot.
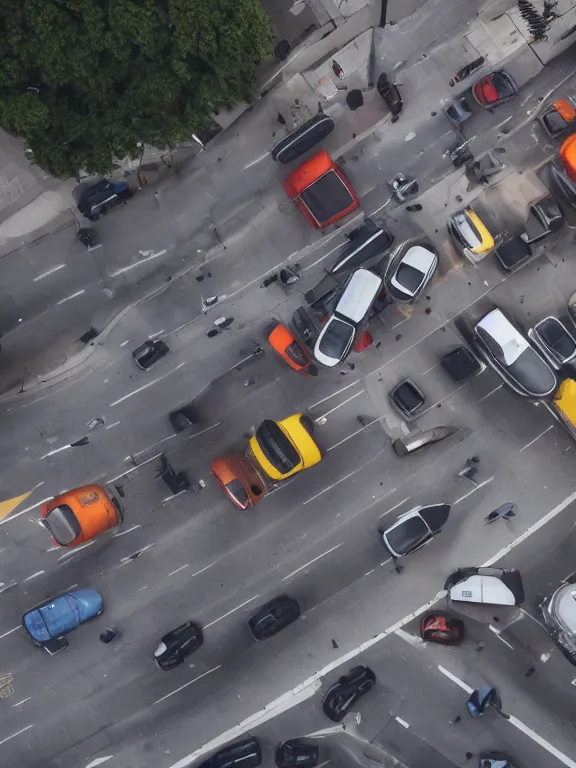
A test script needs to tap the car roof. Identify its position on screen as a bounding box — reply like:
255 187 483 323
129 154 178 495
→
284 151 335 195
335 269 383 323
476 309 529 364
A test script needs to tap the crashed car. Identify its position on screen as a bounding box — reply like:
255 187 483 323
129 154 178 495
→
445 567 524 606
448 208 495 263
420 614 465 645
540 575 576 666
322 666 376 722
379 504 451 559
329 219 393 275
268 322 318 376
540 97 576 139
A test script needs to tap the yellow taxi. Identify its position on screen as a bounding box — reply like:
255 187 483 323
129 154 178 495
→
448 208 495 263
248 414 322 481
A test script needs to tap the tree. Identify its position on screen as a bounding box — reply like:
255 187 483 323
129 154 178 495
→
0 0 274 178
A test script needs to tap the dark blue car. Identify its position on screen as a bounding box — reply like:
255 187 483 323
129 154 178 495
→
22 589 103 646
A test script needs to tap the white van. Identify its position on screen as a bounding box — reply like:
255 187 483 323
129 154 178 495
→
445 567 524 606
313 268 383 368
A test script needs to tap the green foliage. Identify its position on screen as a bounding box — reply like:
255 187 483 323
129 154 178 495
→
0 0 274 177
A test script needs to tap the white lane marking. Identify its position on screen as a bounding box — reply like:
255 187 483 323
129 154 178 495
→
120 340 130 347
203 595 260 629
109 249 168 278
437 666 473 693
478 384 503 402
105 421 121 430
395 628 424 647
190 561 218 578
106 451 164 484
243 152 269 170
395 716 410 729
40 443 75 459
302 241 346 272
303 471 357 506
309 382 360 409
168 564 189 576
46 545 59 552
0 626 21 639
365 569 375 576
56 289 85 305
452 476 494 505
152 665 221 706
508 716 576 768
85 758 114 768
381 558 392 567
148 329 166 339
11 697 31 707
316 391 363 421
169 487 576 768
519 424 555 453
162 489 189 504
33 264 65 281
489 625 514 649
113 524 141 538
137 585 148 592
378 497 409 519
118 543 154 566
65 584 79 591
0 724 35 746
58 540 95 561
0 497 52 525
188 422 223 440
520 607 546 628
135 433 179 456
421 364 437 375
368 195 394 217
110 362 186 407
22 571 45 583
327 418 379 452
282 543 344 582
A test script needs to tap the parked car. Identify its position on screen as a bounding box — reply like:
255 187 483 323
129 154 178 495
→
473 307 557 397
322 666 376 722
329 218 394 275
379 504 451 559
40 484 122 548
271 113 335 164
520 196 563 245
472 69 518 108
211 455 268 509
249 595 301 641
248 414 321 481
268 322 318 375
445 567 524 606
197 738 262 768
383 241 438 303
493 236 532 272
132 339 170 370
540 575 576 666
76 179 132 221
528 316 576 366
275 740 319 768
376 72 403 121
154 621 203 670
540 97 576 138
22 589 103 649
169 403 200 432
392 427 455 457
389 379 426 420
313 268 383 367
448 209 495 263
441 345 483 382
420 614 465 645
282 151 359 229
560 133 576 182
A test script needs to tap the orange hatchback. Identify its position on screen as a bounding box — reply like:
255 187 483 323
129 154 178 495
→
41 484 122 548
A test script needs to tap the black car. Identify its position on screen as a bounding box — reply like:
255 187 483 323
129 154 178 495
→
132 339 170 370
379 504 451 558
322 666 376 722
328 219 394 275
76 179 132 220
493 236 532 273
275 740 319 768
198 738 262 768
169 404 200 433
248 595 301 641
154 621 203 670
271 113 335 164
389 379 426 420
441 346 482 382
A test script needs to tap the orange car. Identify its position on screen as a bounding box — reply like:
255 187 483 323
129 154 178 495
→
40 484 122 547
211 456 269 509
283 150 359 229
560 133 576 182
268 322 318 376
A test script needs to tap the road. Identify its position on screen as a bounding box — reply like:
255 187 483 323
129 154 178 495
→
1 2 576 767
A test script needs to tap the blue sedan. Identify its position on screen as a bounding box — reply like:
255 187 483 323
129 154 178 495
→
22 589 103 646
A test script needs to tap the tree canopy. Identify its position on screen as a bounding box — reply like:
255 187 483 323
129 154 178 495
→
0 0 274 177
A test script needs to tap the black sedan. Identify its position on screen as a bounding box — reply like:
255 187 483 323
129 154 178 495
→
248 595 301 641
383 241 438 303
379 504 451 559
275 740 319 768
198 738 261 768
153 621 203 670
323 665 376 722
132 339 170 370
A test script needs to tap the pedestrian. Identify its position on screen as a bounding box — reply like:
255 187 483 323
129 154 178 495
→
100 627 120 644
484 502 516 526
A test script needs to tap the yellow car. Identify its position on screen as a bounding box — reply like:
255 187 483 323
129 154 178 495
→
448 208 494 263
248 414 322 481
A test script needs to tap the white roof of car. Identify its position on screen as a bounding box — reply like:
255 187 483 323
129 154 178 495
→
476 308 529 365
335 268 382 323
449 574 517 605
401 245 436 271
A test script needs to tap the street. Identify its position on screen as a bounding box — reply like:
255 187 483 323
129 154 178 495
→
1 1 576 767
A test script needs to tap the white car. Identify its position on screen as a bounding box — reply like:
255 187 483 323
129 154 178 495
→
384 241 438 303
313 268 383 368
445 567 524 606
474 307 557 397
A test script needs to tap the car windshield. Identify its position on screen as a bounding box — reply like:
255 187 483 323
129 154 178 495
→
300 170 354 224
395 263 423 293
386 515 430 555
508 348 556 395
225 479 248 507
45 504 82 546
285 341 308 367
255 419 300 473
476 326 507 365
492 71 515 97
318 318 354 360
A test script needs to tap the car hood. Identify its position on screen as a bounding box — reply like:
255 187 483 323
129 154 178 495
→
69 589 103 620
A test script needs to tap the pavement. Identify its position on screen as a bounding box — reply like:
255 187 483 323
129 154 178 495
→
2 0 576 767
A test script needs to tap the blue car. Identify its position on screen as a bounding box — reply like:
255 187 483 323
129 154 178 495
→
22 589 103 647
